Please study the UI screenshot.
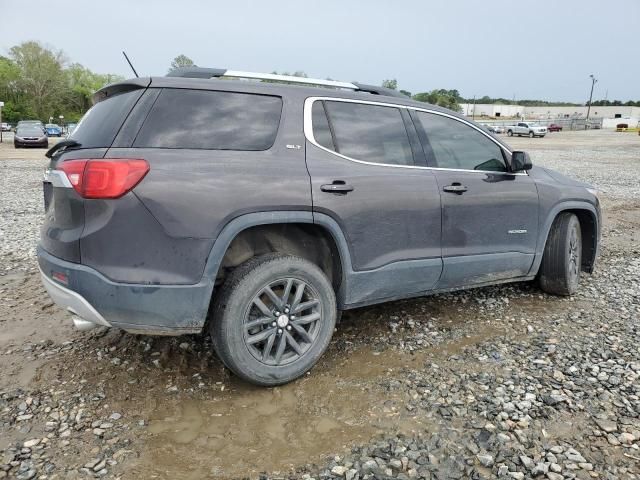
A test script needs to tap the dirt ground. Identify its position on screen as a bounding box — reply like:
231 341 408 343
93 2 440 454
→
0 130 639 480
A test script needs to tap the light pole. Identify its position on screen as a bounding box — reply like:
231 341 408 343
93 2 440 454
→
59 115 64 135
0 101 4 143
585 74 597 129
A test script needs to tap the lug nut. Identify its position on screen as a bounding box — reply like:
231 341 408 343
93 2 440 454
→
284 308 289 314
277 328 283 334
290 315 295 320
271 322 277 327
286 325 292 331
274 311 280 316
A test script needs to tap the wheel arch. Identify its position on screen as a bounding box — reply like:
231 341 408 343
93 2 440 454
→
201 211 353 306
532 202 600 275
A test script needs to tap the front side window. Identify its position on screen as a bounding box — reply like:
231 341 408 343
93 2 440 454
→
416 112 507 172
319 101 414 166
134 89 282 150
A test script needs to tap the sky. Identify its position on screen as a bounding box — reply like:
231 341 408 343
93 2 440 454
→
0 0 638 103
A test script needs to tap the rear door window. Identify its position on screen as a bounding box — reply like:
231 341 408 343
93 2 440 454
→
70 89 143 148
311 101 334 150
322 101 414 166
134 89 282 150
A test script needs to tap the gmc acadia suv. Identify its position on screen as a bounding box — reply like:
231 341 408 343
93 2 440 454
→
38 68 601 386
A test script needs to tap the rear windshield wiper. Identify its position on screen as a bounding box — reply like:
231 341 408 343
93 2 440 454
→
45 139 82 159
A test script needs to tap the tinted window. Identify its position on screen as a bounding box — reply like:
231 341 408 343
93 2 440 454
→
416 112 507 172
17 127 44 136
324 101 413 166
70 89 143 148
134 89 282 150
312 101 334 150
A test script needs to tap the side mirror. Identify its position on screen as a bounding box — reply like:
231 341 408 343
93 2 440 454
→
511 151 532 172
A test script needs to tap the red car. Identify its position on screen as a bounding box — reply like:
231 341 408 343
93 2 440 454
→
548 123 563 132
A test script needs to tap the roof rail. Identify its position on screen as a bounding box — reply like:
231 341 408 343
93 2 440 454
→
166 67 408 98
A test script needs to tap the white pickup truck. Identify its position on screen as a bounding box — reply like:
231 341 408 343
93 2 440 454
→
506 122 547 138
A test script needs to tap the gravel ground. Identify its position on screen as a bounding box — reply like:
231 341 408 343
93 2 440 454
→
0 130 639 480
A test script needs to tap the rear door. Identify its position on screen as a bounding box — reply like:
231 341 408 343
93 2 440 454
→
304 97 442 305
412 110 539 289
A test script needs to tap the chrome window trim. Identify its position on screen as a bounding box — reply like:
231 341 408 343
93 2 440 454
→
303 96 528 176
225 70 358 90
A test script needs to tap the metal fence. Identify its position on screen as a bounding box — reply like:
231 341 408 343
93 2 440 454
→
471 117 604 131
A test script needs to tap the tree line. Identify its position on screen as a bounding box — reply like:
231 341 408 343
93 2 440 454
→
0 41 123 124
2 45 637 125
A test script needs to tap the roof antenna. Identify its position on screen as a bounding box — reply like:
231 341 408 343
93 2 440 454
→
122 51 139 78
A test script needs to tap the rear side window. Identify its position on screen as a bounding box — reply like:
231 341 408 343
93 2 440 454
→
70 89 143 148
134 89 282 150
322 101 414 166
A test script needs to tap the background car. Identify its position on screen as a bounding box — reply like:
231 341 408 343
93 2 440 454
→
45 123 62 137
14 125 48 148
548 123 563 132
0 122 11 132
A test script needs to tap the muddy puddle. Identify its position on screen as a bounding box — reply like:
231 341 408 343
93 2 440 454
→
129 325 507 479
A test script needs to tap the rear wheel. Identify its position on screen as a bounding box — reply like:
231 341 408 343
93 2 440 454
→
211 254 337 386
538 212 582 295
507 130 513 137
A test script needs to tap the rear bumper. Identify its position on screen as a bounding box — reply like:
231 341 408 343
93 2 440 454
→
37 246 213 335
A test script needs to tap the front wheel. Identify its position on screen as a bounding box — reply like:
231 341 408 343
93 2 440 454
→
529 131 535 138
538 212 582 295
211 254 337 386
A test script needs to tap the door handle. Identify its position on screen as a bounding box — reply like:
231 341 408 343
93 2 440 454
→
443 183 468 194
321 181 354 194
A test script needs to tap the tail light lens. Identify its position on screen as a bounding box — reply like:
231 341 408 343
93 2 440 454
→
57 159 149 199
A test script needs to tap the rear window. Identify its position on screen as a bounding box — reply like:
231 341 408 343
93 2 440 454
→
70 89 143 148
133 89 282 150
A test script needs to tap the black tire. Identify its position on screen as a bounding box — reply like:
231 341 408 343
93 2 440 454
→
538 212 582 296
507 130 513 137
211 253 337 386
529 131 535 138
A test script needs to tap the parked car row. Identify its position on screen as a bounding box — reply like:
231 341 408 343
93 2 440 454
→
4 120 76 148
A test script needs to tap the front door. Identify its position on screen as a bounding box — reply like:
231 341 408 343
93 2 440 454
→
304 98 442 306
412 110 539 289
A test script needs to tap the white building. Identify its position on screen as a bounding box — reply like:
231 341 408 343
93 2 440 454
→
459 103 639 128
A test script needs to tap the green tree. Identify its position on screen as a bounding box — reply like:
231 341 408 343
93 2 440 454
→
413 89 462 112
9 41 66 120
382 79 398 90
64 63 123 114
169 54 196 73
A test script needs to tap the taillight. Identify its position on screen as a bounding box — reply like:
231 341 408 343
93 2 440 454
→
57 159 149 199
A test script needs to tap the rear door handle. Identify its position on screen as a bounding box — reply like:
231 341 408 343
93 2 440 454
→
443 183 468 194
321 182 354 194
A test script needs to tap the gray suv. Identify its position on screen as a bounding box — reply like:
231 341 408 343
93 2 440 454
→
38 68 601 386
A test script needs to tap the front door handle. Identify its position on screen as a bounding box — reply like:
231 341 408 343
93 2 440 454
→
443 183 468 194
321 182 354 194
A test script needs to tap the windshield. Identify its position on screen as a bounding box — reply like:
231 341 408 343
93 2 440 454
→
17 127 43 136
46 124 60 128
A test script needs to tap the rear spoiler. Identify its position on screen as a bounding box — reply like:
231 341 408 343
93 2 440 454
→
93 77 151 105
